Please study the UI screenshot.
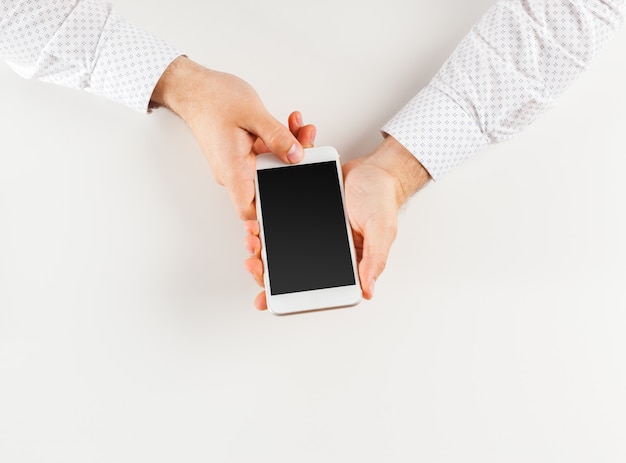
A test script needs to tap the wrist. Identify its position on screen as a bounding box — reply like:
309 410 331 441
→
150 57 260 133
365 136 431 206
150 56 211 122
151 56 186 111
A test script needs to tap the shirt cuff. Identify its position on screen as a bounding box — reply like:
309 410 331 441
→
89 9 183 113
382 84 489 180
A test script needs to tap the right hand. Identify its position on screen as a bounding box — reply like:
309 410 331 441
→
243 136 431 310
150 56 315 220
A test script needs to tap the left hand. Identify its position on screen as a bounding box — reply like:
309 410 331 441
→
244 136 431 310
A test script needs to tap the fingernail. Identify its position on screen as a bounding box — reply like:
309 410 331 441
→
311 127 317 144
287 143 302 163
369 279 376 298
295 112 303 127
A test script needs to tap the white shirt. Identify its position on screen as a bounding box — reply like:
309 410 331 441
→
1 0 624 178
382 0 625 179
0 0 182 112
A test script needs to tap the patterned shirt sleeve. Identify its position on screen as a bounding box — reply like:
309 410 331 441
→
0 0 183 112
382 0 625 180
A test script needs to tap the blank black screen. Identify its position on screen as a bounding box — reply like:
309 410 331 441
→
257 161 356 295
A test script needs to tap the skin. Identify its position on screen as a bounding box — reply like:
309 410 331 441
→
150 55 432 309
245 135 431 310
150 56 315 220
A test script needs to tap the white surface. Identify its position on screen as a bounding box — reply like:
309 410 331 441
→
1 1 625 461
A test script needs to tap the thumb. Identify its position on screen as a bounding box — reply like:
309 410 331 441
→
358 217 397 300
246 107 304 164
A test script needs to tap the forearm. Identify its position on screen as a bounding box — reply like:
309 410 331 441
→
384 0 625 180
0 0 182 112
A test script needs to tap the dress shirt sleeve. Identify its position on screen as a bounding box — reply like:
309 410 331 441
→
0 0 183 112
382 0 625 180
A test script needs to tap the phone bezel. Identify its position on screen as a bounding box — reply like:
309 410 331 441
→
255 146 362 315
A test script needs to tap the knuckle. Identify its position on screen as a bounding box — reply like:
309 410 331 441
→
265 125 289 153
376 255 388 274
238 204 255 221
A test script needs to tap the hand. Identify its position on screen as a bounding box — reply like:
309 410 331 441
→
150 56 316 220
244 136 431 310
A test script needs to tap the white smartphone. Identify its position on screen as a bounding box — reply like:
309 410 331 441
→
255 146 362 315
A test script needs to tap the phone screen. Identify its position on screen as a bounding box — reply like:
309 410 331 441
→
257 161 356 295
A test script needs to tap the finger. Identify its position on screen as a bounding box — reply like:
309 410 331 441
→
227 181 256 221
244 220 260 237
253 111 304 155
244 256 265 287
212 130 258 220
252 137 269 155
244 234 261 257
288 111 304 139
351 229 364 262
358 218 397 300
245 108 304 164
288 111 316 149
222 149 258 220
253 112 313 155
254 291 268 311
297 124 316 149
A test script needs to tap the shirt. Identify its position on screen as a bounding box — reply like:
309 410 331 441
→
382 0 625 179
1 1 624 178
0 0 182 112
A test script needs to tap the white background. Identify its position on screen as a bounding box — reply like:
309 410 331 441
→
1 1 626 461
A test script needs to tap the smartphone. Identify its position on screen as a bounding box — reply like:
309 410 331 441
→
255 146 362 315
